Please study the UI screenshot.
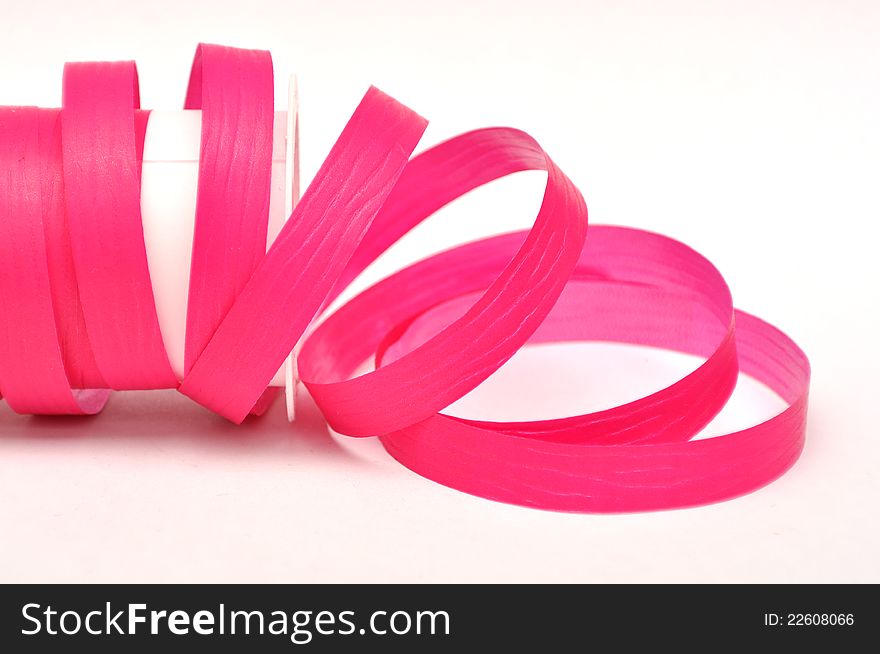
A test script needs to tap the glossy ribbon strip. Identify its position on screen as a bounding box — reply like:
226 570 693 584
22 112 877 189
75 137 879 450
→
0 44 810 512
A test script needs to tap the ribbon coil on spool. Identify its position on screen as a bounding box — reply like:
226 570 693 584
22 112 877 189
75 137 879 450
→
0 44 810 513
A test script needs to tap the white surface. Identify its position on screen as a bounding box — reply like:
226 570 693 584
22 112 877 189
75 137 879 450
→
0 0 878 583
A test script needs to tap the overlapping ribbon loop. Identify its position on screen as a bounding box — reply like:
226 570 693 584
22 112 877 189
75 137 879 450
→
0 43 810 512
300 128 588 437
333 228 809 512
63 61 178 390
0 108 109 415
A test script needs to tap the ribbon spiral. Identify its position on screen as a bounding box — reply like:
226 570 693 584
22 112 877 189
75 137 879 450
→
0 44 810 512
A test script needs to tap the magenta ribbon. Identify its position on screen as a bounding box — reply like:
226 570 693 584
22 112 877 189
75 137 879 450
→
0 44 810 512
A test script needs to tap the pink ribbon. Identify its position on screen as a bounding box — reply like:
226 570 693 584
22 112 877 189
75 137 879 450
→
0 44 810 512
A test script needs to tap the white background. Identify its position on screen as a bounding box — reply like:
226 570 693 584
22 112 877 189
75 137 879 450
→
0 0 877 582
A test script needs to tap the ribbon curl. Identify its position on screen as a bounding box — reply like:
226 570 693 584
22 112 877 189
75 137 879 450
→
0 44 809 512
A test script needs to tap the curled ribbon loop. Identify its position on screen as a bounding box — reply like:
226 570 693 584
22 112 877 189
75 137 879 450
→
0 108 108 414
331 228 809 512
62 61 177 390
0 44 810 513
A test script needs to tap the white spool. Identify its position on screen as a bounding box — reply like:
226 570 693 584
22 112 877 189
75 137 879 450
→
140 77 299 415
